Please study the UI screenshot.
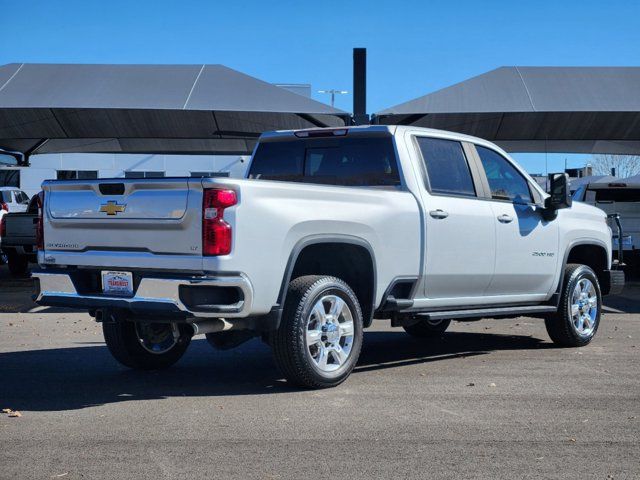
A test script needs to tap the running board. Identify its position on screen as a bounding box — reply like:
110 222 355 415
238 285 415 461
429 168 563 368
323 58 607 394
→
416 305 557 321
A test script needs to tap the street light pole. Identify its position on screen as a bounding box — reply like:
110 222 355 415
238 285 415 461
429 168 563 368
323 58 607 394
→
318 89 348 107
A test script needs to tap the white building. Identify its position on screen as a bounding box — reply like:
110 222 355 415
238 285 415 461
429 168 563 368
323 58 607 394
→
3 153 250 198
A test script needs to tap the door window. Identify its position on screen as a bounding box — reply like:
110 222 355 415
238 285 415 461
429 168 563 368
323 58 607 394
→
476 146 533 204
416 137 476 197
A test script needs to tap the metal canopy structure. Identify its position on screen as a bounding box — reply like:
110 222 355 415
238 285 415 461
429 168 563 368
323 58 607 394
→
0 63 350 164
375 66 640 155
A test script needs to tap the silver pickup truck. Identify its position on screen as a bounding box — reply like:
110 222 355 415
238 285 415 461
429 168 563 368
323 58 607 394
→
33 126 624 388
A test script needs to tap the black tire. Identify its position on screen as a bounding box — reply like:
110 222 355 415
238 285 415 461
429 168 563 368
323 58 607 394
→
545 264 602 347
403 318 451 338
271 275 364 389
7 252 28 277
102 318 192 370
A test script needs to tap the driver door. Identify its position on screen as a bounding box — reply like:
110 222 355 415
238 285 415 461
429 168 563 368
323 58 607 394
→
473 145 559 298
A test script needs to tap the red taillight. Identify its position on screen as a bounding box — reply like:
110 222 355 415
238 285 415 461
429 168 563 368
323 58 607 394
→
0 202 8 212
36 191 44 250
0 214 6 238
202 189 237 256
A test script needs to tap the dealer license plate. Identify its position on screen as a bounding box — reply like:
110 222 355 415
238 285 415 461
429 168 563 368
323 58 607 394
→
102 271 134 296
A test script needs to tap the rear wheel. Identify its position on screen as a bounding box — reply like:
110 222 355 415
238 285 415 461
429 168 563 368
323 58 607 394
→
403 318 451 338
545 264 602 347
103 318 192 369
271 275 364 389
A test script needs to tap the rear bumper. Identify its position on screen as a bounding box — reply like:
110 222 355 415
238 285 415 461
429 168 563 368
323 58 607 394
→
601 269 625 296
32 269 253 318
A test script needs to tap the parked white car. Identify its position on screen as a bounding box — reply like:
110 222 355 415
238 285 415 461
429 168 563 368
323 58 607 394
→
0 187 30 214
33 126 624 388
0 187 30 262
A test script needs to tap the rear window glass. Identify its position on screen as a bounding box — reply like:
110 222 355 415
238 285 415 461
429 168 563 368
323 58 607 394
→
588 188 640 202
249 136 400 187
0 191 9 202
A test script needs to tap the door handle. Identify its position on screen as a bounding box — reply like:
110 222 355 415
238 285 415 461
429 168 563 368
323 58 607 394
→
497 214 514 223
429 209 449 219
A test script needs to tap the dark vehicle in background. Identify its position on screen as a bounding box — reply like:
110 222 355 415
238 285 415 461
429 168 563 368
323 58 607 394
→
573 180 640 275
0 194 40 276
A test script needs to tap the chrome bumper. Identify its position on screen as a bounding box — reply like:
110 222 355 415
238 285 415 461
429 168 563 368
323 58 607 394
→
32 269 253 318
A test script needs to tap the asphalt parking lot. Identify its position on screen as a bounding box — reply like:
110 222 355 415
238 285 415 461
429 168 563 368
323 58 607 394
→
0 267 638 480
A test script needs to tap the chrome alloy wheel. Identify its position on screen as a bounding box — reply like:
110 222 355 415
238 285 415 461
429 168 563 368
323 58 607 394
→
570 278 598 336
135 322 181 354
305 295 355 373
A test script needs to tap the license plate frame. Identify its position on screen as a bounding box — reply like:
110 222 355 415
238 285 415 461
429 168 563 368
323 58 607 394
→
101 270 134 296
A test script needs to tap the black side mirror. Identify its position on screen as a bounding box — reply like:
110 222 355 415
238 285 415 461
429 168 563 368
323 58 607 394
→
543 173 572 219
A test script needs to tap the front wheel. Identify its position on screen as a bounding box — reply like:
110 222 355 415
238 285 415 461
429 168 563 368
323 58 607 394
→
271 275 364 389
545 264 602 347
103 318 192 370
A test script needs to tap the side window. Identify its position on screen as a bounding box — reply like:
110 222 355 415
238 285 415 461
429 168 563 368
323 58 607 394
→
416 137 476 197
14 191 29 204
57 170 98 180
476 146 533 204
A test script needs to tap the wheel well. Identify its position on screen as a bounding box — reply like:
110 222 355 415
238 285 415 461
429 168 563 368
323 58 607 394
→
288 242 375 326
566 244 608 285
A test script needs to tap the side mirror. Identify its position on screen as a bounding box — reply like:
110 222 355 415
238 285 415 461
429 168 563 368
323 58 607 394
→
0 150 24 166
543 173 572 219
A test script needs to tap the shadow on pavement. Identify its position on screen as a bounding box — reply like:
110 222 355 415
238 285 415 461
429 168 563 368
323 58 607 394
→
0 330 549 412
604 282 640 313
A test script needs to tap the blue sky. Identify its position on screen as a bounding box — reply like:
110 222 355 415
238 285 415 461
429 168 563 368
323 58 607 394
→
2 0 639 173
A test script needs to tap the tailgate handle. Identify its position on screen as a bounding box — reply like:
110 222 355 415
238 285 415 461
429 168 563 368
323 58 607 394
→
99 183 125 195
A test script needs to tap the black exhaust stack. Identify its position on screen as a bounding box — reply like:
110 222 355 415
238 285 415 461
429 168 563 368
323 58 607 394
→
353 48 369 125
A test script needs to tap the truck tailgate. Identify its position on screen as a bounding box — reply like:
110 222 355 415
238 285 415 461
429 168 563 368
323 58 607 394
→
42 178 204 270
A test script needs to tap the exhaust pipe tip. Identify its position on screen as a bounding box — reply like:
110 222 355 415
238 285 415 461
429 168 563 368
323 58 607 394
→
190 319 229 336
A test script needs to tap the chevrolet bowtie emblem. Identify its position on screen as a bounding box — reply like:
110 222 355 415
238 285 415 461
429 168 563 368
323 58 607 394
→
100 201 126 216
